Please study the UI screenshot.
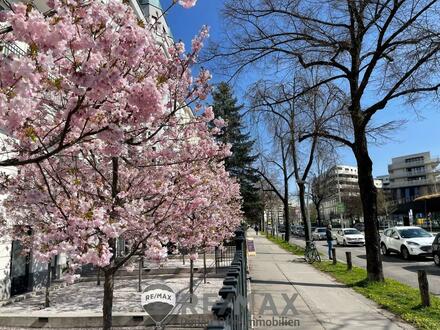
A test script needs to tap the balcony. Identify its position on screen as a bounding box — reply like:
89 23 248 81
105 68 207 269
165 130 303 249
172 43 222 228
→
388 179 434 189
1 41 27 57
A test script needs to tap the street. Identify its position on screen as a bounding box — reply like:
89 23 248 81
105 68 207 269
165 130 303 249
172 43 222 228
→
289 236 440 296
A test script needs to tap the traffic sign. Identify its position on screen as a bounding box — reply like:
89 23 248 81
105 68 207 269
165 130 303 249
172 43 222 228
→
337 203 345 213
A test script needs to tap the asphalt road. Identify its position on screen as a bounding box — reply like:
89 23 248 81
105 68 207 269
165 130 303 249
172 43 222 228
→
289 236 440 296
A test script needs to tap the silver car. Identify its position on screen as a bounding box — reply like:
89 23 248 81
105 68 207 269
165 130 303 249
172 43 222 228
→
312 227 327 240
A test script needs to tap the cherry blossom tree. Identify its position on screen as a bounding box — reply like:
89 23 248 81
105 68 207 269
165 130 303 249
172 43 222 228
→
0 1 242 329
3 108 241 329
0 0 200 166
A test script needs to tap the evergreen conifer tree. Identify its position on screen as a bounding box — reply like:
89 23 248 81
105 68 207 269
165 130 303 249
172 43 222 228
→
212 82 263 224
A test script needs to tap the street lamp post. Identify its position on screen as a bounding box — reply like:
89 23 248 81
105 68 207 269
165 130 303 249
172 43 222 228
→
336 168 344 228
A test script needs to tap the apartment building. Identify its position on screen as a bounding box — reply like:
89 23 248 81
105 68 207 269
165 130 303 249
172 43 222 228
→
375 175 390 190
320 165 359 221
387 152 440 204
319 165 382 222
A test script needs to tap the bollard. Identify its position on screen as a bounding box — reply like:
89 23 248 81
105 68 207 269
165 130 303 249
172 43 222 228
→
417 270 430 307
332 248 337 265
346 251 352 270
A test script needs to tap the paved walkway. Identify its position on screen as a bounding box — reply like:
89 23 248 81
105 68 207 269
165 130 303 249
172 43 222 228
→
248 232 415 330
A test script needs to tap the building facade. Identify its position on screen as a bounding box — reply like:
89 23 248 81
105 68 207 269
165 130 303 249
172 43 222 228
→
320 165 359 221
388 152 440 204
319 165 382 224
375 175 390 190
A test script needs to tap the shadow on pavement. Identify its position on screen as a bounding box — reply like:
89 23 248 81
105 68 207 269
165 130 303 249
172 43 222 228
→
250 279 348 288
355 254 432 263
403 264 440 276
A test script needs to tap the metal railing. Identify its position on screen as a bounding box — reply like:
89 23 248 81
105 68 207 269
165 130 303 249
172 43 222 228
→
214 243 236 272
207 229 249 330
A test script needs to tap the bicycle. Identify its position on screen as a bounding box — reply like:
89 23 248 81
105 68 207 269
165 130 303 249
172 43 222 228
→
304 240 321 264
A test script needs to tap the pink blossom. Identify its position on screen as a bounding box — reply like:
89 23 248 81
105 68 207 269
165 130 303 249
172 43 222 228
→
178 0 198 9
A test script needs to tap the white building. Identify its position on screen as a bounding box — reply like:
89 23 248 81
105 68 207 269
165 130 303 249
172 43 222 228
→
319 165 382 222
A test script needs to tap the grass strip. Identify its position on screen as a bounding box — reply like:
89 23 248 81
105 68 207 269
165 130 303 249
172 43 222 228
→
265 233 440 330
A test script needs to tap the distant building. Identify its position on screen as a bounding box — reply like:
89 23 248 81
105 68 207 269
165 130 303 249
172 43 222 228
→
319 165 382 222
388 152 440 204
375 175 390 190
320 165 358 221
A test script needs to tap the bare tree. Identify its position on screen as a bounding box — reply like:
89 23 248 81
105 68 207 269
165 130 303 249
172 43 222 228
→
254 119 294 242
213 0 440 281
310 143 338 227
250 77 344 246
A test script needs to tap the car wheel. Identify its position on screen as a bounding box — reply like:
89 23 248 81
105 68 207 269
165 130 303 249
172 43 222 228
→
434 253 440 266
381 243 389 256
401 246 410 260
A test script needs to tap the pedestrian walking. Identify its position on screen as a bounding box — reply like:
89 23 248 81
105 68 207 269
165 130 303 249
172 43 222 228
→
254 224 259 236
326 224 333 259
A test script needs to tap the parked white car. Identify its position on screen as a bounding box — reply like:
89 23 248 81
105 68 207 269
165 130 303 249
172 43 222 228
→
335 228 365 246
380 226 435 260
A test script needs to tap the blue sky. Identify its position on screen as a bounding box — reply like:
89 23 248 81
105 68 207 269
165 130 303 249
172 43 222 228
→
165 0 440 177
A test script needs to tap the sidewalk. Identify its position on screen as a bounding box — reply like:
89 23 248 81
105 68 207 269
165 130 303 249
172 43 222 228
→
248 232 415 329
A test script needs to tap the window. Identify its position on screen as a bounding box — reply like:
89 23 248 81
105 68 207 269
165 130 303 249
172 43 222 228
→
406 166 425 174
407 176 426 182
405 156 424 163
384 229 392 237
398 228 431 238
343 229 361 235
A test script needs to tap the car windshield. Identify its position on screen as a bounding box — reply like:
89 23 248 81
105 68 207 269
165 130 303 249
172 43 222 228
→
398 228 432 238
317 228 326 232
344 229 361 235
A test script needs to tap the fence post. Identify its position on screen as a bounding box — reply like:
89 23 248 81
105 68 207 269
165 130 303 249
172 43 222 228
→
345 251 352 270
417 270 430 307
235 229 245 251
332 248 337 265
209 228 249 330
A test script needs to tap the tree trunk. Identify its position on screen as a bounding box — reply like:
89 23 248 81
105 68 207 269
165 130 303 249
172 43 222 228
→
283 198 290 242
189 259 194 303
45 262 51 308
138 256 143 292
353 134 384 282
103 270 115 330
298 183 311 246
203 252 207 284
